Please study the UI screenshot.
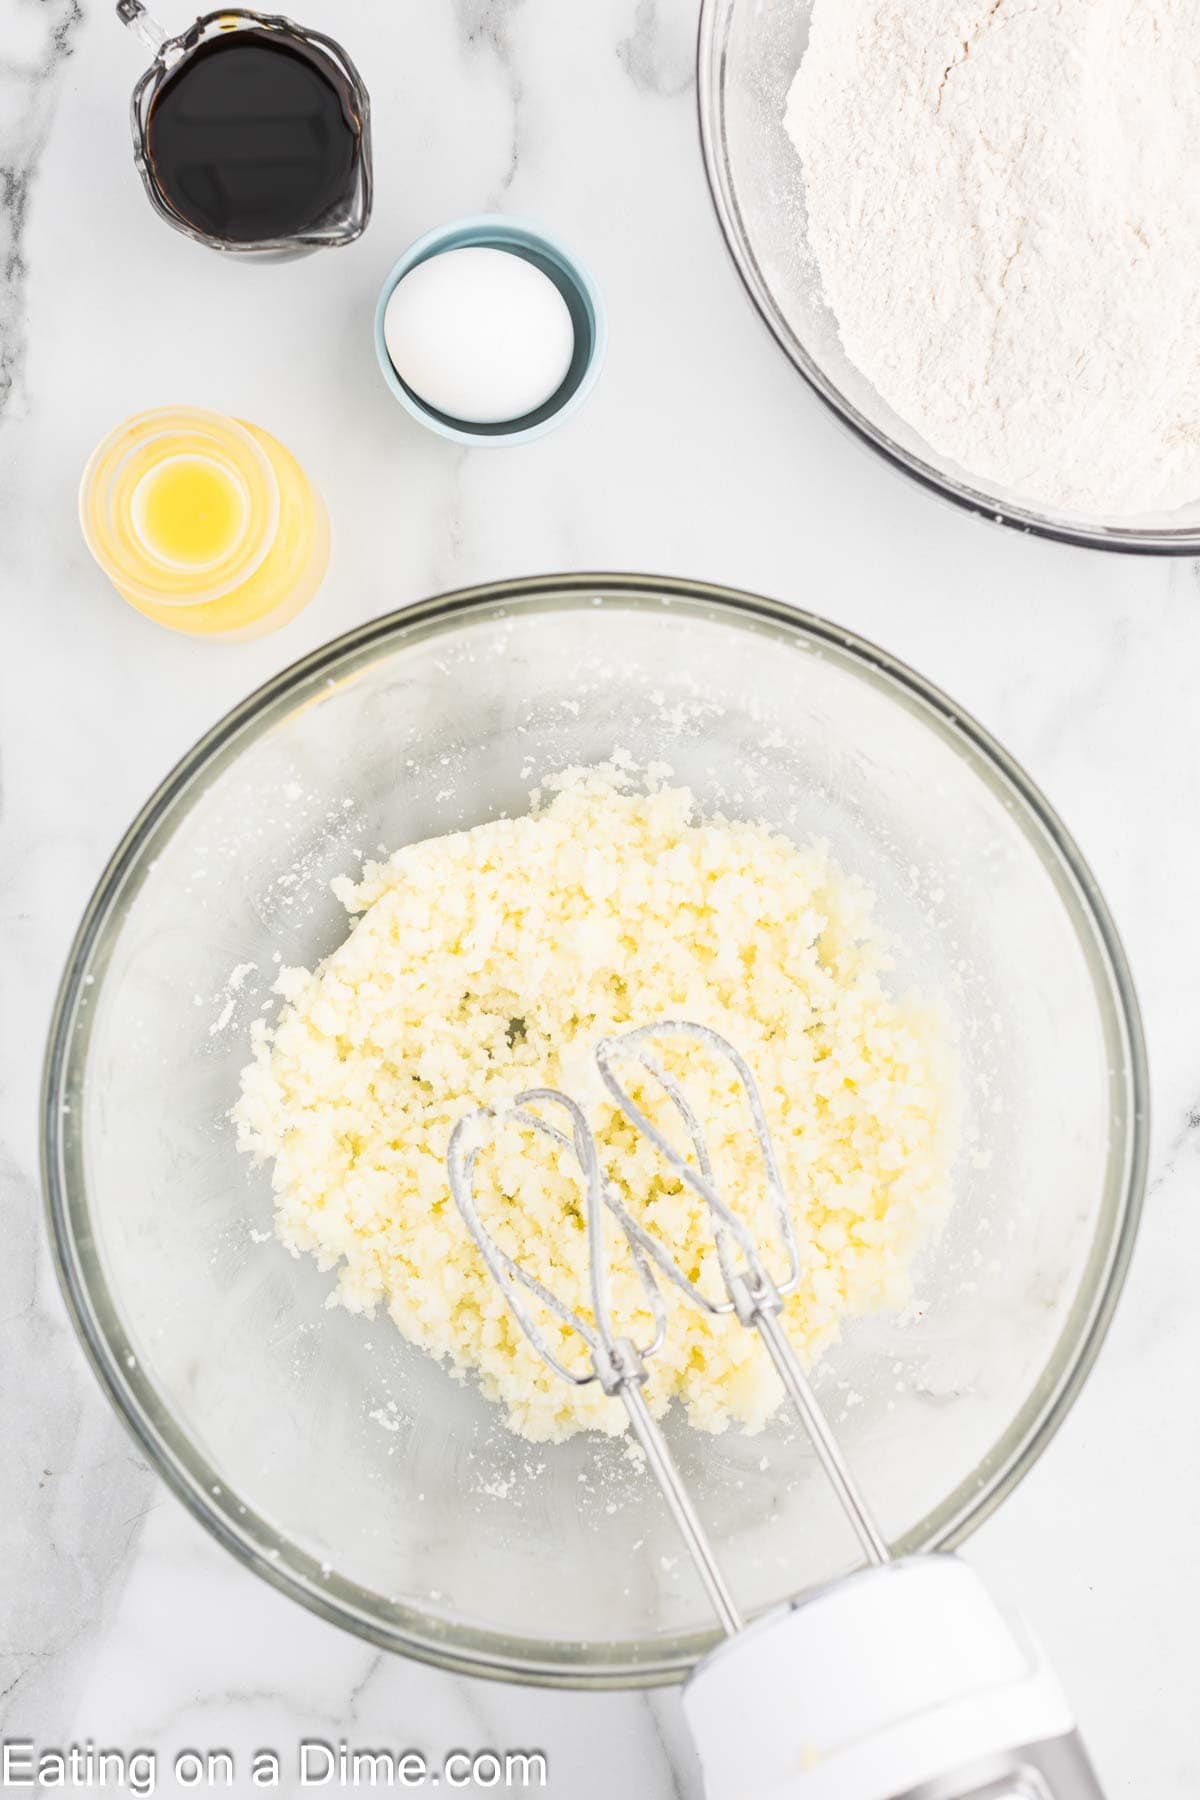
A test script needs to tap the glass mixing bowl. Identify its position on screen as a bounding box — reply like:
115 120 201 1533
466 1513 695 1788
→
43 576 1146 1685
697 0 1200 554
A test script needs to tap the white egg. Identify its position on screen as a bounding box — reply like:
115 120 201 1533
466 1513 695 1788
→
383 247 576 427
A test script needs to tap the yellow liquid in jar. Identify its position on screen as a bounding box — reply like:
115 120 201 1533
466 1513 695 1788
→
133 456 247 566
80 407 329 640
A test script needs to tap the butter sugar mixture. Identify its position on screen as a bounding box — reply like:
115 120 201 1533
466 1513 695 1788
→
235 768 953 1442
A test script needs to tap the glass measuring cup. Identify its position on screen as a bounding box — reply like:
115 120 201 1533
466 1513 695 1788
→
79 406 330 637
116 3 372 257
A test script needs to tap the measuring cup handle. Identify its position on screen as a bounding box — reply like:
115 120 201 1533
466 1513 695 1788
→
116 0 167 53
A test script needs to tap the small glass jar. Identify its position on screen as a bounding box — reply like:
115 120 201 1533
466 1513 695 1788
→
79 407 330 639
118 3 372 258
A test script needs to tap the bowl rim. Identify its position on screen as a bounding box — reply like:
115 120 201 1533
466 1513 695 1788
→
694 0 1200 556
41 572 1149 1687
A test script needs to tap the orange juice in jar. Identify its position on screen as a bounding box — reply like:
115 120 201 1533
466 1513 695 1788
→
79 407 329 639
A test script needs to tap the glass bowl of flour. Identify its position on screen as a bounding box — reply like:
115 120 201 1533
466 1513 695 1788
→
699 0 1200 552
44 577 1145 1681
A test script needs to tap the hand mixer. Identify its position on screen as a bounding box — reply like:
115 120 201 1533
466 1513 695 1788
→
448 1021 1107 1800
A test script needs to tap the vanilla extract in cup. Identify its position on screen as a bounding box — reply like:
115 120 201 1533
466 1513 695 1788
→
120 6 372 255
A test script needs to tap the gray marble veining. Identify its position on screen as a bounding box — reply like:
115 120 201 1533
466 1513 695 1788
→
0 0 83 417
617 0 696 97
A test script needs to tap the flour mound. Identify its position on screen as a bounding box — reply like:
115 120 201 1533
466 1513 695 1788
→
787 0 1200 517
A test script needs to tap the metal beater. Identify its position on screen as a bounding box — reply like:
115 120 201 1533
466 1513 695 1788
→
448 1021 1106 1800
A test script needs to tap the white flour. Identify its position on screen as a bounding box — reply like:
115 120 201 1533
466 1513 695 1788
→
786 0 1200 517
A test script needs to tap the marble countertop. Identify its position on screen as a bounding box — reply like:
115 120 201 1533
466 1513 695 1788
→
2 1 1198 1794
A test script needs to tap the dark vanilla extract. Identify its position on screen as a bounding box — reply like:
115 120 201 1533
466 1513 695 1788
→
145 29 363 245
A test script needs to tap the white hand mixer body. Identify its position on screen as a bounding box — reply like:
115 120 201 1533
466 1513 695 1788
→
447 1021 1106 1800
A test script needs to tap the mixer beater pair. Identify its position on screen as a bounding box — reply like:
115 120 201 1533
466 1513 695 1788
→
448 1018 886 1633
448 1019 1106 1800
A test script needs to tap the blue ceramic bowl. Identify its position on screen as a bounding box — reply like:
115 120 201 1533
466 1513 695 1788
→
374 215 607 446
